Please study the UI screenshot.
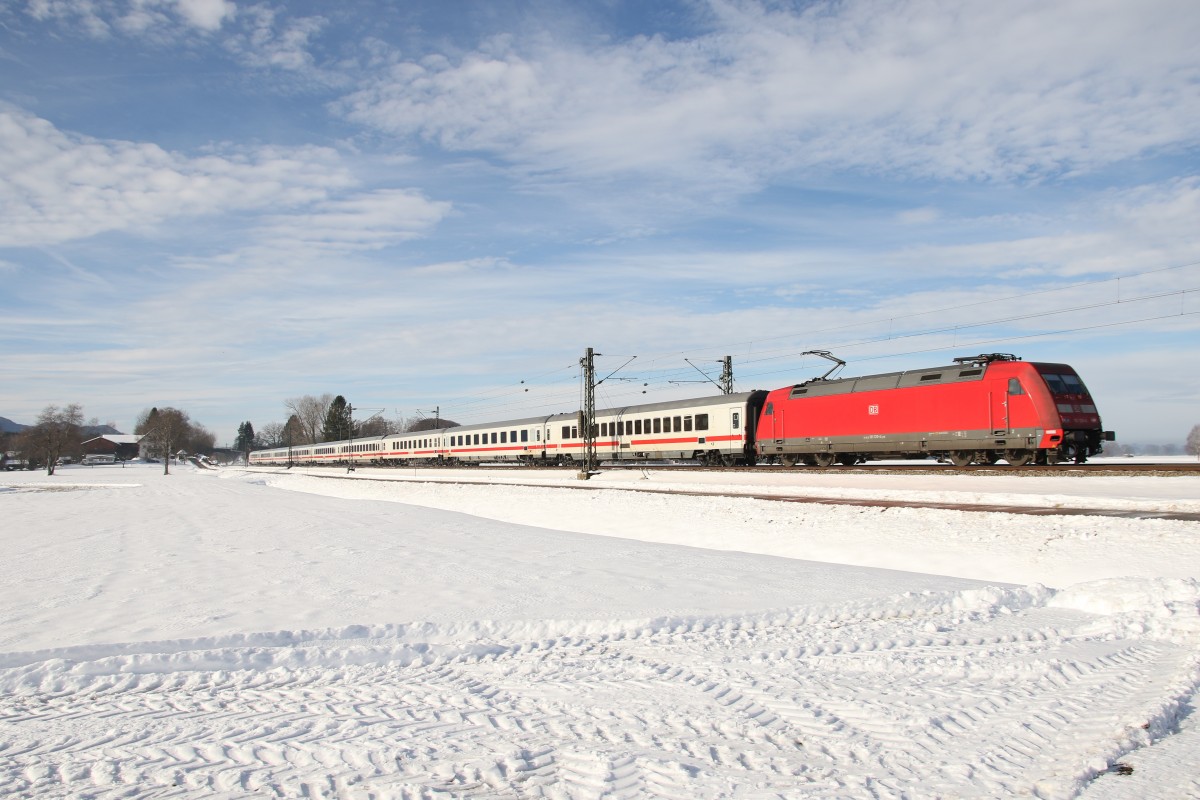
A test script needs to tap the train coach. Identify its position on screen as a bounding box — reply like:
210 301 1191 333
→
440 392 766 466
249 391 768 468
756 353 1114 467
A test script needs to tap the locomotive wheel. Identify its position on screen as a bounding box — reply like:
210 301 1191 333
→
948 450 975 467
813 452 836 468
801 455 818 467
978 452 1000 465
836 453 858 466
781 454 798 468
1004 449 1033 467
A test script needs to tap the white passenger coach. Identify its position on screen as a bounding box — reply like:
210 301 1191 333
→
249 391 768 468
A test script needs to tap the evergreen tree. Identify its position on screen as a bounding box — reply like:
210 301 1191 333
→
234 421 256 454
282 415 305 446
321 396 353 442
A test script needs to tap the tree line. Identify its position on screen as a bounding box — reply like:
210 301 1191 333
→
1 403 216 475
233 394 457 460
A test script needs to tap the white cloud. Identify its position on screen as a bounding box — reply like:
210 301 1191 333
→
0 107 355 247
222 5 327 71
24 0 234 36
339 0 1200 191
254 189 453 252
175 0 234 31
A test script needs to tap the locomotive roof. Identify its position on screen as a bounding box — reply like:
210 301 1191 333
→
784 357 1037 399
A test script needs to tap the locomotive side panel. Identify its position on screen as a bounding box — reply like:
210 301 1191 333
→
757 357 1109 465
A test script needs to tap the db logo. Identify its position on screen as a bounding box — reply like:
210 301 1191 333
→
868 404 879 415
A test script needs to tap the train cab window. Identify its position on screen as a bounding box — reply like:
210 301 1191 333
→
696 414 709 430
1042 373 1067 394
1008 378 1025 396
1061 374 1086 394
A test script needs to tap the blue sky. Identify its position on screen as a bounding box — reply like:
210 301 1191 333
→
2 0 1198 446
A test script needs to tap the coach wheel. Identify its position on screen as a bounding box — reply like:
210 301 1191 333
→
948 450 975 467
813 452 836 468
1004 449 1033 467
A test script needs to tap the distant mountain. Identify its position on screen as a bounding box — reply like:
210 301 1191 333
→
0 418 123 436
82 424 124 437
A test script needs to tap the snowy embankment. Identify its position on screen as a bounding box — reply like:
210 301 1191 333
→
1 463 1198 799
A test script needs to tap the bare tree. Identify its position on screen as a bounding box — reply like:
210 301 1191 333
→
26 404 83 476
259 421 286 448
187 423 216 455
1187 425 1200 460
284 394 332 445
357 416 390 438
137 407 193 475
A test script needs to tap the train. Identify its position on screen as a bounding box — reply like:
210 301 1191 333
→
248 352 1114 469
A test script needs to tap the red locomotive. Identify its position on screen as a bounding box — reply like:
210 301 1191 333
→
756 352 1114 467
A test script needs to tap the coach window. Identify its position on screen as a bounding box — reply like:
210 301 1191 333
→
653 418 661 434
521 430 529 443
571 426 578 439
562 425 571 440
684 416 692 432
696 413 710 430
1008 378 1025 395
500 431 507 444
673 416 682 432
491 432 497 444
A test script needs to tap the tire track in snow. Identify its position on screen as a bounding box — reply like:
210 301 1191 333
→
2 589 1197 799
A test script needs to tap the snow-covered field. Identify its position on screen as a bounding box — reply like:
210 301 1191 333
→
2 461 1199 799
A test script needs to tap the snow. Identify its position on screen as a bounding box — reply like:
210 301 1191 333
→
2 461 1199 798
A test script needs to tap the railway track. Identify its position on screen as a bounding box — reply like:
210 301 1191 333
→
619 462 1200 477
243 462 1200 522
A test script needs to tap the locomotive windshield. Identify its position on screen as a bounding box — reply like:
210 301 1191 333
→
1039 371 1089 396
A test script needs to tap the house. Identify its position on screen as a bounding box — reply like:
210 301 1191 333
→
80 434 143 461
